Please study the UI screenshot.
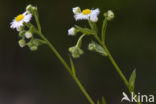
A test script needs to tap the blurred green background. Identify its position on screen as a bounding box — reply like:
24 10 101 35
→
0 0 156 104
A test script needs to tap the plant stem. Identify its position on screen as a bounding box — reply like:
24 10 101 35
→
101 19 107 42
103 45 129 87
34 13 95 104
39 32 95 104
94 36 141 104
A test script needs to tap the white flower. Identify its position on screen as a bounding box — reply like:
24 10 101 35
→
74 8 100 22
10 11 32 29
72 7 81 14
68 27 77 36
25 31 32 39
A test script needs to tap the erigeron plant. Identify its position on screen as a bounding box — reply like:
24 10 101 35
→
10 4 141 104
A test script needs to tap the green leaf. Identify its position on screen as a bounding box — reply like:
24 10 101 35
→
88 41 108 56
102 96 106 104
69 57 76 75
129 69 136 91
97 99 100 104
75 25 96 35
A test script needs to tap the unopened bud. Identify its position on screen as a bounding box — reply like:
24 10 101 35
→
30 46 38 51
18 39 26 48
68 27 77 36
69 46 83 58
25 31 32 39
104 10 114 21
72 7 81 14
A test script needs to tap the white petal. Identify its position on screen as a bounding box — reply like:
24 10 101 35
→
23 14 32 23
74 13 90 20
10 11 32 29
91 8 100 17
90 15 98 22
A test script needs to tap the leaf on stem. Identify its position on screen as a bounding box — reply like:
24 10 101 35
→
75 25 96 35
69 56 76 76
88 41 108 56
129 69 136 91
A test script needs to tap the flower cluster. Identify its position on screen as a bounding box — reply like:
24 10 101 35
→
68 7 114 58
10 5 46 51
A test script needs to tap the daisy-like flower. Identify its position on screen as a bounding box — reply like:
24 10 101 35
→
10 11 32 29
74 8 100 22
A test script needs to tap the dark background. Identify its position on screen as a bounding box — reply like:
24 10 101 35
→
0 0 156 104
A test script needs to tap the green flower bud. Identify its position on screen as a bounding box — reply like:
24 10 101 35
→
72 7 81 14
30 46 38 51
69 46 84 58
16 27 23 32
18 39 26 48
26 4 33 12
88 43 96 51
26 4 37 14
19 30 25 37
27 39 44 51
104 10 114 21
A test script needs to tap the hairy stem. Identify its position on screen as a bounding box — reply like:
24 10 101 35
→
94 36 141 104
34 13 95 104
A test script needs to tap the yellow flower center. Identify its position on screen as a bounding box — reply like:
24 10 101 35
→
82 9 91 15
15 14 24 22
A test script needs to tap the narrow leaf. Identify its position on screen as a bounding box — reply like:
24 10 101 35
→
129 69 136 91
88 41 108 56
69 57 76 75
102 96 106 104
75 25 96 35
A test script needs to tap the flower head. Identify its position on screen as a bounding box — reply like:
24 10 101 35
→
68 27 77 36
74 8 100 22
10 11 32 29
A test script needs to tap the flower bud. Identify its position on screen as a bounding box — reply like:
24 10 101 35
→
68 27 77 36
104 10 114 21
19 30 25 37
26 4 33 13
18 39 26 48
26 4 37 14
69 46 84 58
16 27 22 32
88 43 96 51
72 7 81 14
25 31 32 39
30 46 38 51
90 15 98 22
